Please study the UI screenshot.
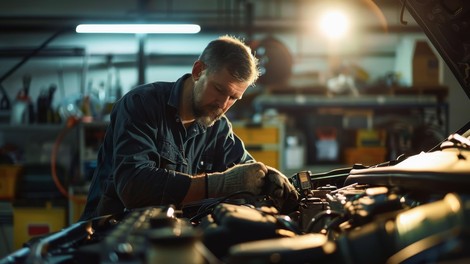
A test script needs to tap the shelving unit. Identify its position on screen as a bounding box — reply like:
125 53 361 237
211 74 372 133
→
0 123 76 250
0 123 77 168
253 92 449 167
0 121 107 224
77 121 108 182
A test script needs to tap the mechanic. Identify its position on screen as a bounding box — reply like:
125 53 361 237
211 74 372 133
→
80 35 298 221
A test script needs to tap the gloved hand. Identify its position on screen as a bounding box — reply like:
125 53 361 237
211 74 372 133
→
264 166 299 214
207 162 268 197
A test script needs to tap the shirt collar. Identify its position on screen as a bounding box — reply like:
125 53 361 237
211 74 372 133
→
168 73 192 109
168 74 207 133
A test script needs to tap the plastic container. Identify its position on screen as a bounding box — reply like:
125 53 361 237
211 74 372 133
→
0 165 22 200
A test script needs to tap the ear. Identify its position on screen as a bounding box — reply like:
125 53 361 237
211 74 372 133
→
192 60 205 81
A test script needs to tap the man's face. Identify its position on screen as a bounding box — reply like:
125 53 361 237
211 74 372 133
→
192 67 249 128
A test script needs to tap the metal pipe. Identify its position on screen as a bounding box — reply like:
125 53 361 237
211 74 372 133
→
137 34 146 85
0 28 69 84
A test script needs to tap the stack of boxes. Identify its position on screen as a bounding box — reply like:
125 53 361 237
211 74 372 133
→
343 129 387 166
412 41 440 87
0 164 66 253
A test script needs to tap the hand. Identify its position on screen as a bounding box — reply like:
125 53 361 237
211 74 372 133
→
264 166 299 213
207 162 268 197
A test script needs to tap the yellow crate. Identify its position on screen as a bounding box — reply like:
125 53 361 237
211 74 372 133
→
70 196 87 223
13 204 66 249
250 150 279 168
343 147 387 166
356 129 386 147
0 165 23 200
233 126 279 145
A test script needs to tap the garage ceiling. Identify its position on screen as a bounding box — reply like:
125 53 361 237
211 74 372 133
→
0 0 420 34
0 0 423 86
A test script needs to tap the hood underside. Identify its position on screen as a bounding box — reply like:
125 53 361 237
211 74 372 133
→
404 0 470 98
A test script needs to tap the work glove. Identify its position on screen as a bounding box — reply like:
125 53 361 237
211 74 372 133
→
207 162 268 198
264 166 299 214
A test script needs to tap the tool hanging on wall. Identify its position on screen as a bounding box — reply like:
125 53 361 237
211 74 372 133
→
37 84 58 123
10 74 35 124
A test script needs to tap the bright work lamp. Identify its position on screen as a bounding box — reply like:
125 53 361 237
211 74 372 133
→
318 10 349 39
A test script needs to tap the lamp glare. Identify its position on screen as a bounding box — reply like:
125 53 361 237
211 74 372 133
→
319 10 349 39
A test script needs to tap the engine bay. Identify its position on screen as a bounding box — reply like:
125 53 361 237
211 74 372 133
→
3 127 470 264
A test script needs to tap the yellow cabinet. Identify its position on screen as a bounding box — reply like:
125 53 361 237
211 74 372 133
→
13 203 66 250
232 121 285 170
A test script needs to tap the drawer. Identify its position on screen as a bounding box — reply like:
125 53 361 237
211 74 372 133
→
233 126 279 145
343 147 387 166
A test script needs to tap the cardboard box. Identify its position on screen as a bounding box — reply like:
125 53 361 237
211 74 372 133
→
412 41 440 86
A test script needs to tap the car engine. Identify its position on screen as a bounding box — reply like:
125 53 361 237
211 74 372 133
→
2 128 470 264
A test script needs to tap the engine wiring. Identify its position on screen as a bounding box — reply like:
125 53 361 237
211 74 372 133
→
188 191 258 223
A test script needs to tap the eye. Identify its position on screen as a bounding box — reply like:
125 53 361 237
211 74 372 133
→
214 85 224 93
214 84 240 101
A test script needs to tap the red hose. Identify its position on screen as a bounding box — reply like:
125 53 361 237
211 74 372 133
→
51 116 87 204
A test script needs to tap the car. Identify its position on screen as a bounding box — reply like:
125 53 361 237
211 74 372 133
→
2 1 469 263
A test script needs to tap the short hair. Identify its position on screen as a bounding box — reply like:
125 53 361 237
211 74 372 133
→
198 35 259 86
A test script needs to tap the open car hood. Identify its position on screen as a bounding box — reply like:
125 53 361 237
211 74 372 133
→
405 0 470 98
343 0 470 197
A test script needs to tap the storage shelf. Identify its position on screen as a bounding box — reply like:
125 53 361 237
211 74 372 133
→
254 94 443 108
0 123 66 131
252 93 449 167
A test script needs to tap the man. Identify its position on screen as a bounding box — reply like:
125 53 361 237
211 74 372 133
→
80 35 298 221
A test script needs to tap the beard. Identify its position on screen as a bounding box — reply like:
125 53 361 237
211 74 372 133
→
193 102 224 128
192 87 224 128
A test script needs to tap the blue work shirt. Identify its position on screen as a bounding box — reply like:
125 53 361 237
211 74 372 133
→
80 74 253 220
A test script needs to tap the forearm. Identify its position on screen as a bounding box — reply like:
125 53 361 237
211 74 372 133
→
181 174 206 204
115 166 192 209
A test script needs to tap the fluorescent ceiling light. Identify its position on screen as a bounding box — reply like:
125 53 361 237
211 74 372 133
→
76 24 201 34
